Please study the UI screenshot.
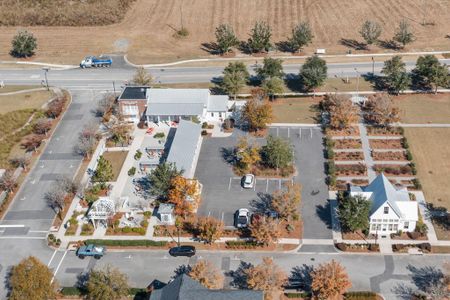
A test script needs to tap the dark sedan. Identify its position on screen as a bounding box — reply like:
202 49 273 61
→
168 245 196 257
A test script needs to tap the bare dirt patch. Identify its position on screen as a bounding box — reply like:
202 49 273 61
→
0 0 450 64
404 128 450 210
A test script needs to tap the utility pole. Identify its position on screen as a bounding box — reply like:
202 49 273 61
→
354 68 360 100
371 57 375 76
112 81 116 95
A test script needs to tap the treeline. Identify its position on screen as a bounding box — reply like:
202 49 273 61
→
0 0 136 26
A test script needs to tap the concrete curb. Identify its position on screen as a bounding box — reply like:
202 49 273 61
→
0 87 46 95
125 50 450 68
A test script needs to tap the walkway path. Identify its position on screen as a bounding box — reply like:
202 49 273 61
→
358 123 377 181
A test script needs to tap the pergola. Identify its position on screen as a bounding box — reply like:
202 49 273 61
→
87 197 115 229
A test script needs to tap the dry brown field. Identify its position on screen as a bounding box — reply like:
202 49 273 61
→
394 93 450 124
0 0 449 64
404 128 450 210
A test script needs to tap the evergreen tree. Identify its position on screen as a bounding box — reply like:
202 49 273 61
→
92 155 114 183
10 30 37 58
260 135 294 169
337 193 371 232
148 162 183 199
256 57 284 80
248 21 272 53
299 56 327 92
359 20 382 46
215 24 239 54
221 62 250 99
288 22 314 52
393 20 414 48
381 56 411 94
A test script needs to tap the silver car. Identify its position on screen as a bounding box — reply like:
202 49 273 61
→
242 174 255 189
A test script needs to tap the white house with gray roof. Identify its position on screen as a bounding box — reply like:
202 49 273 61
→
145 89 229 124
350 173 418 234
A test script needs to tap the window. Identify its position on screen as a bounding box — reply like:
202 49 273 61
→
219 112 222 117
376 224 381 230
388 224 393 231
371 224 376 230
211 112 214 117
404 222 409 229
393 224 398 231
384 207 389 214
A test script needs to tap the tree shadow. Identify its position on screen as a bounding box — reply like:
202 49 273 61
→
249 192 273 214
391 282 415 300
284 73 305 93
340 38 367 50
378 40 401 50
407 264 444 292
361 73 386 91
220 147 236 165
315 201 332 229
275 41 294 53
201 42 219 55
288 264 314 291
75 272 90 295
426 204 449 231
173 264 192 278
238 41 252 55
226 261 254 289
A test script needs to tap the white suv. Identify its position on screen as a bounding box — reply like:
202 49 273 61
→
242 174 255 189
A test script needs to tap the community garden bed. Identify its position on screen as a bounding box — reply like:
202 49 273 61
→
372 151 408 161
373 164 416 177
335 242 380 253
335 164 367 177
366 126 403 136
369 139 404 149
392 243 431 253
326 126 360 137
106 212 150 236
101 150 128 182
334 151 364 161
333 139 362 149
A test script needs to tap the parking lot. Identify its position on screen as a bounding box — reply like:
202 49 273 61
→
195 126 332 238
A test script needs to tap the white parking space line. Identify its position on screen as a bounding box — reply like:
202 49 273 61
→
266 179 269 192
279 179 282 189
47 249 57 267
228 177 232 191
51 250 68 284
221 212 224 222
287 127 290 138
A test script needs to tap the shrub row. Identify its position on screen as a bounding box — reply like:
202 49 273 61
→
60 287 147 297
225 240 259 249
84 239 167 247
344 291 379 299
335 243 379 252
392 243 431 252
285 292 311 298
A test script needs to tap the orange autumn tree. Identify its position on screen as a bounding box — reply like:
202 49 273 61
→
311 260 352 300
167 176 200 216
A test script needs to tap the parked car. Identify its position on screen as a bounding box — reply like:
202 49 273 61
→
235 208 250 228
169 245 196 257
242 174 255 189
76 244 106 259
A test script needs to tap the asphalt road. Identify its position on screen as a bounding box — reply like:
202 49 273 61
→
1 59 449 88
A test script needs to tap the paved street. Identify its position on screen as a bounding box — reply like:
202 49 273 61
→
1 59 449 88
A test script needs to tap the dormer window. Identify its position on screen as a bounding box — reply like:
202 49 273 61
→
384 207 389 214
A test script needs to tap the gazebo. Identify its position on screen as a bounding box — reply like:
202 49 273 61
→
158 203 175 225
87 197 115 229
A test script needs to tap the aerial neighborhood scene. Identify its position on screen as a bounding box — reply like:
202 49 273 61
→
1 0 450 299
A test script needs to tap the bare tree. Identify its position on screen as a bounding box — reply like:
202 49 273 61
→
0 170 17 192
45 184 67 215
96 94 116 117
132 67 153 86
76 123 98 158
33 118 52 135
321 94 359 130
363 93 400 127
245 257 287 300
56 176 77 194
21 134 45 152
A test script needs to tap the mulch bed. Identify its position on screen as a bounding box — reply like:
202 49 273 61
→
372 151 408 161
391 232 427 240
334 151 364 161
373 164 414 176
366 126 403 136
335 164 367 176
334 139 362 149
326 126 360 136
342 230 376 240
369 139 404 149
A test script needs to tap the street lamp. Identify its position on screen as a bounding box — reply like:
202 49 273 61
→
42 67 49 91
371 56 375 76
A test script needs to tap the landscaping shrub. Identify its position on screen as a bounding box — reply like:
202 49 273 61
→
128 167 136 176
154 132 165 139
285 292 311 298
402 137 409 149
368 244 379 252
406 150 413 161
407 231 421 240
393 244 405 251
335 243 348 251
344 291 378 299
201 130 208 136
202 122 208 129
225 240 259 249
134 150 142 160
327 147 335 159
412 178 422 190
85 239 167 247
60 287 82 296
122 227 132 233
418 243 431 252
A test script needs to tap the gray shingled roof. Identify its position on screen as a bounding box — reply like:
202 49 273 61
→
146 89 228 116
150 274 263 300
166 120 201 178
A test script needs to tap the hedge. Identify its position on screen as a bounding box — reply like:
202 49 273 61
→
60 287 82 296
344 291 378 299
225 240 259 249
285 292 311 298
84 239 167 247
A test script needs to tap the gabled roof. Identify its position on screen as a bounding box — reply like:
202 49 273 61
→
360 173 413 219
118 86 149 100
149 274 263 300
166 120 202 178
146 89 228 115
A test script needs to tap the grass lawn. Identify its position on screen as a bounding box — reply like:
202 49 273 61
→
101 151 128 182
0 90 54 114
272 97 320 123
394 93 450 124
404 128 450 210
0 85 41 93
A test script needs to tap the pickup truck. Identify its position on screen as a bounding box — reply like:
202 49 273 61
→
80 55 112 68
76 244 106 259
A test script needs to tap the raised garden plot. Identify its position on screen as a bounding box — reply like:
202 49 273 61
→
326 126 360 136
366 126 403 136
335 164 367 176
101 151 128 181
369 139 404 149
373 164 415 176
334 139 362 149
372 151 408 161
334 151 364 161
